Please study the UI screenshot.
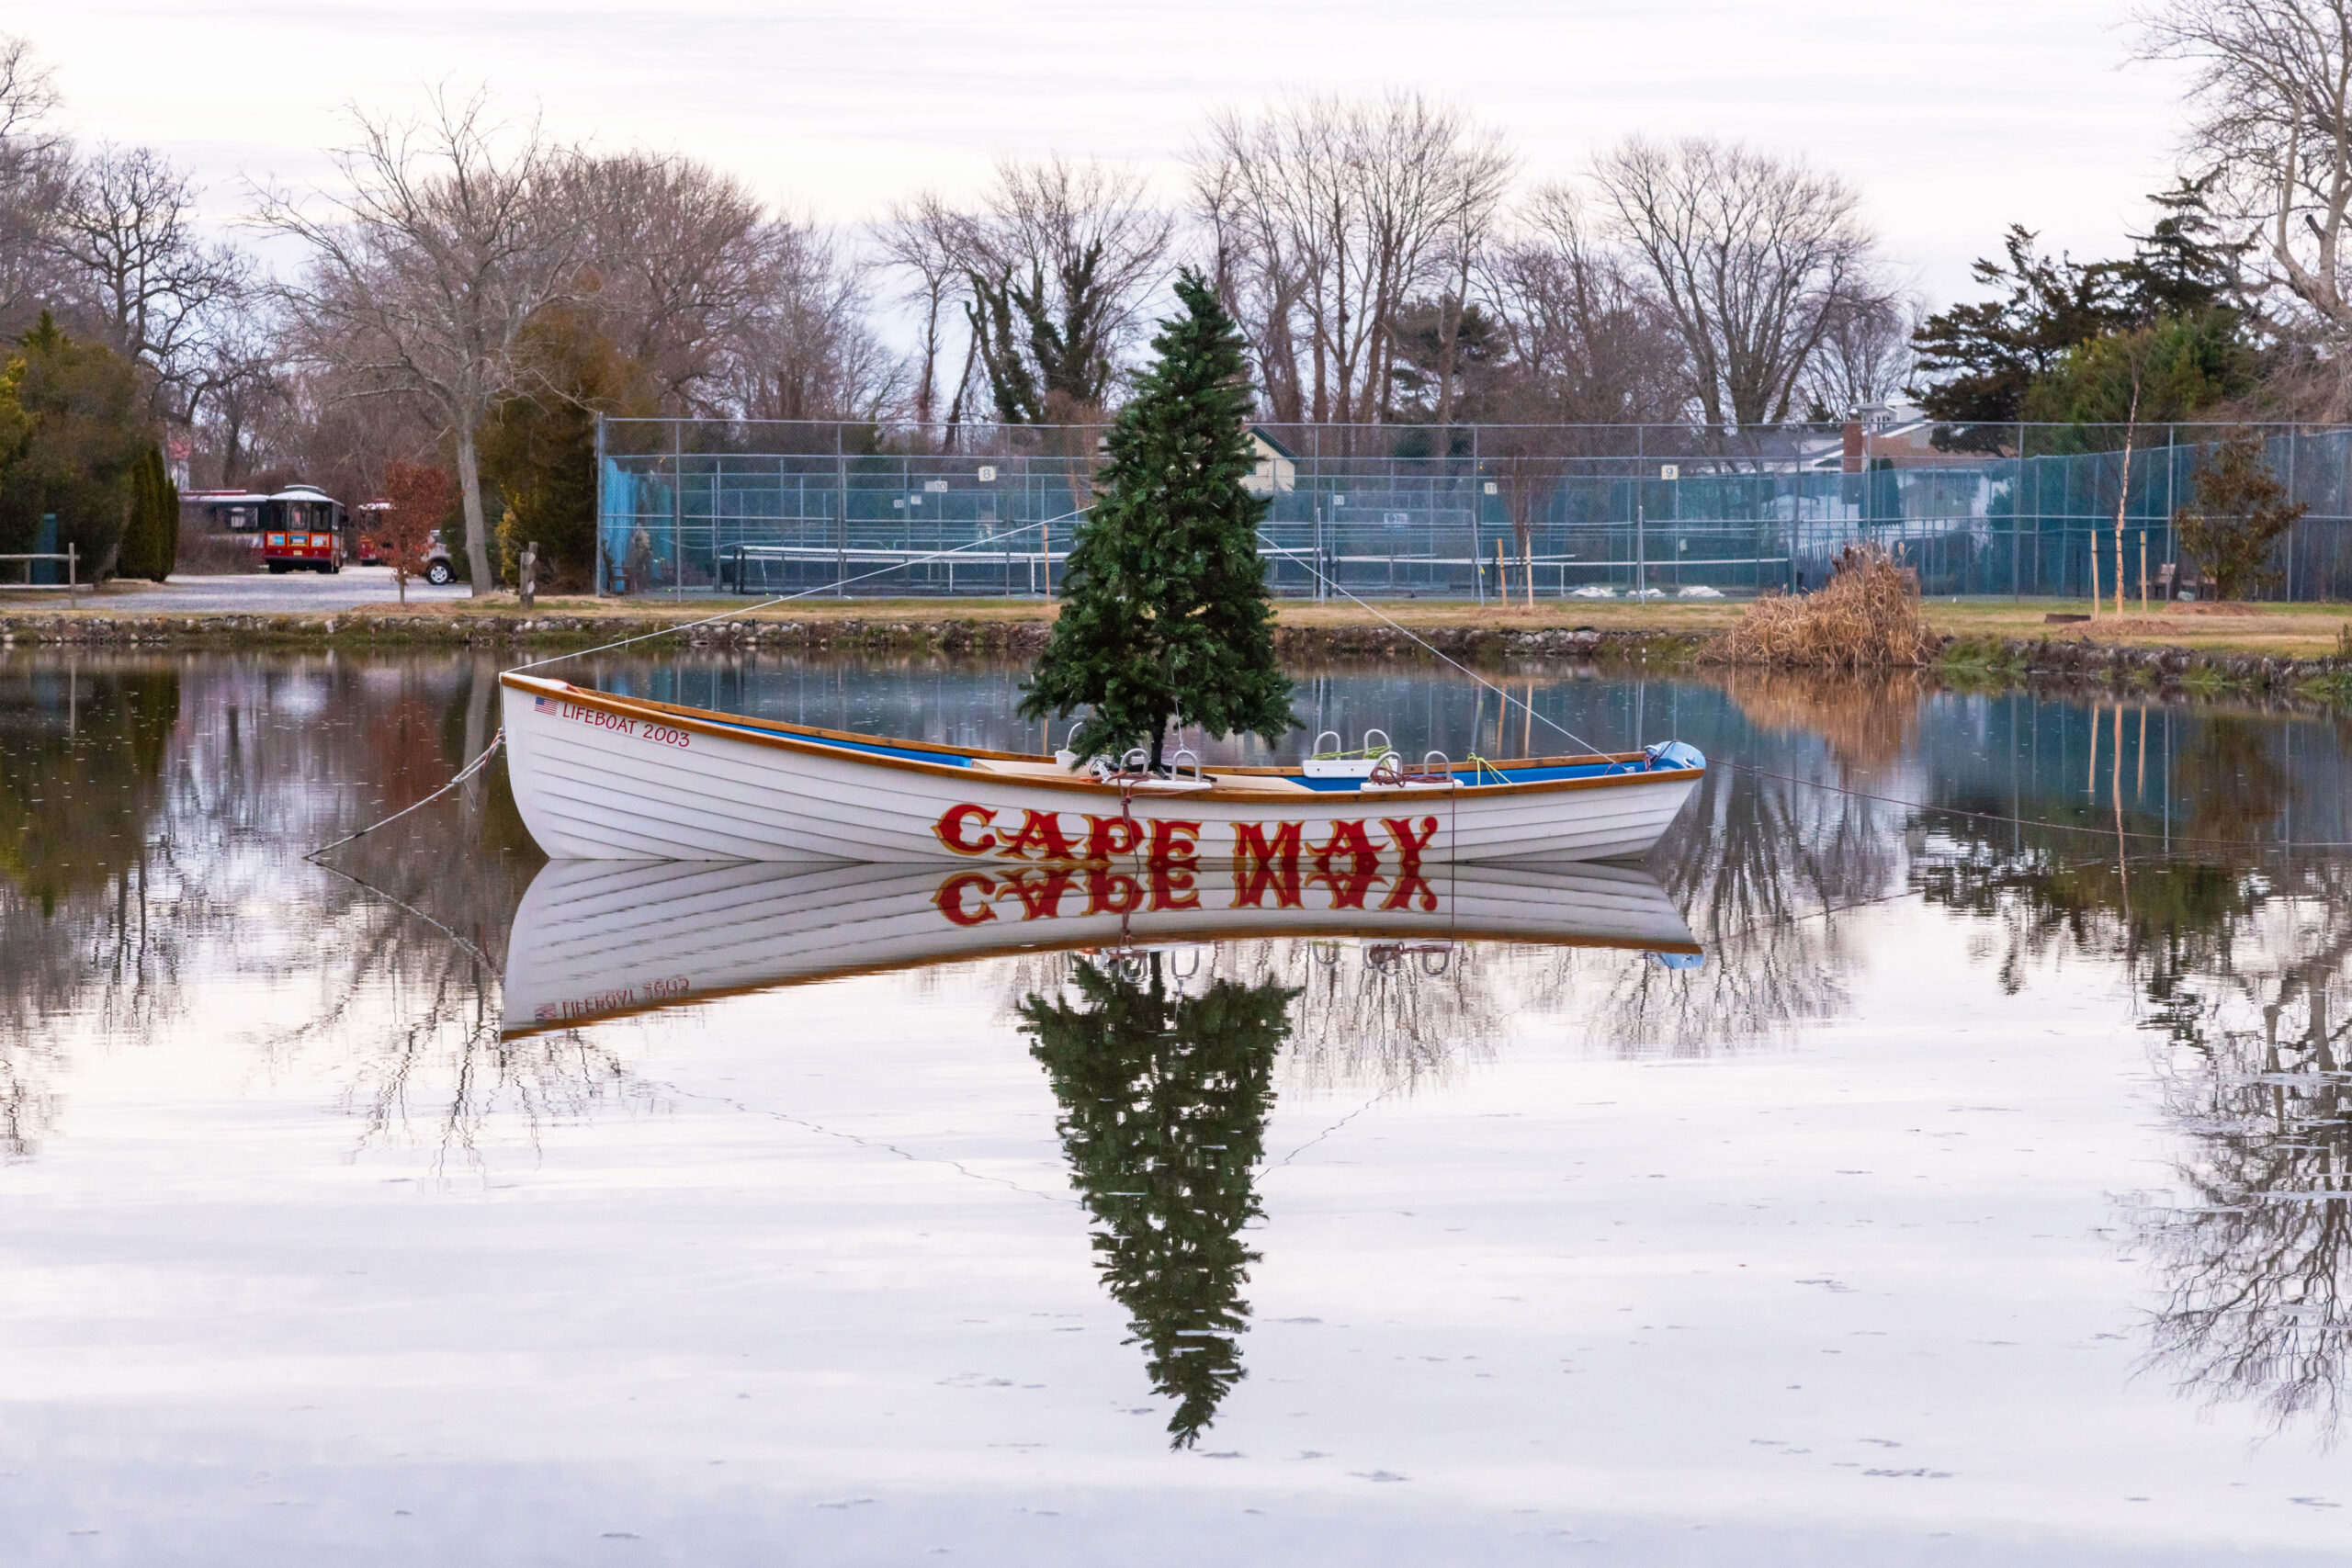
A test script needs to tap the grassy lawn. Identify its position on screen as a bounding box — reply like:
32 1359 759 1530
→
1917 596 2352 658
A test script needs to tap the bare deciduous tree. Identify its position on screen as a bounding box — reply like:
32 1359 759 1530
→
959 156 1174 423
874 191 977 435
0 33 68 338
52 143 251 421
561 151 774 410
1191 93 1513 431
254 90 582 592
1482 184 1694 424
185 300 291 486
716 217 899 423
1797 291 1921 421
2140 0 2352 414
1591 137 1886 428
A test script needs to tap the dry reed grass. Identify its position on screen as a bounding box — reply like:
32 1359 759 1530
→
1715 668 1924 781
1702 544 1937 668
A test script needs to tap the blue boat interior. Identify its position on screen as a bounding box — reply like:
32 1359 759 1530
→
677 705 1704 786
707 717 973 768
1291 759 1651 790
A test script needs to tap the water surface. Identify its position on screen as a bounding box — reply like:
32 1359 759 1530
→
4 649 2350 1564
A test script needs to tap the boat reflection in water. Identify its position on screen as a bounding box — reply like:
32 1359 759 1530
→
502 857 1698 1446
501 858 1700 1040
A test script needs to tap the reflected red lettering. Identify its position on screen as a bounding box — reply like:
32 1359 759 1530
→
1148 868 1200 912
1379 872 1438 912
934 872 998 926
1231 819 1304 909
1085 869 1145 916
1309 862 1384 910
1001 867 1079 920
1381 815 1440 874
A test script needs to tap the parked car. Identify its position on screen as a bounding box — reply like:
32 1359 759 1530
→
349 510 458 583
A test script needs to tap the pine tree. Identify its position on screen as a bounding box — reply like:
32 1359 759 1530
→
1018 954 1295 1449
118 446 176 582
1019 269 1294 770
119 445 158 581
156 447 177 581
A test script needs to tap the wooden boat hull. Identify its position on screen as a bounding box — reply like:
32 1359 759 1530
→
501 856 1700 1038
499 672 1703 865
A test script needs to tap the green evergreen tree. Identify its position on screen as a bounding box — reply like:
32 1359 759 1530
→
1912 181 2254 454
118 446 176 582
0 314 150 576
158 449 177 581
1018 270 1294 770
480 302 660 590
1019 954 1296 1449
117 445 154 580
2019 310 2255 434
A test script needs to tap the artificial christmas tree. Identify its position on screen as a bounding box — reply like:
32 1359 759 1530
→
1019 269 1293 771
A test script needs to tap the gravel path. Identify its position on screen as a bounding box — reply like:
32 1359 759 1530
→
7 566 478 614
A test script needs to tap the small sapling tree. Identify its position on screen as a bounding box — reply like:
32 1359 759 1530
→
2175 430 2304 601
379 459 453 605
1018 269 1293 770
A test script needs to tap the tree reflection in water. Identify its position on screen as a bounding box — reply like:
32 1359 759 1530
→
1264 937 1505 1092
2140 931 2352 1440
0 659 181 1156
1019 953 1295 1448
0 651 648 1177
1518 761 1900 1057
1919 809 2352 1439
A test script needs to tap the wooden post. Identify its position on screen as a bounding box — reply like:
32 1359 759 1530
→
1043 521 1051 602
1522 537 1533 607
1496 539 1508 605
66 542 75 609
2089 538 2099 619
2139 531 2148 615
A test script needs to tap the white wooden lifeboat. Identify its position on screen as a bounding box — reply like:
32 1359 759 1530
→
498 671 1704 865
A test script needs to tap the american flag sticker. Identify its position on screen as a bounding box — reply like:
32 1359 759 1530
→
536 695 557 713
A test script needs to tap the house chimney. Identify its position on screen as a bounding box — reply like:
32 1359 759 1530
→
1841 421 1864 475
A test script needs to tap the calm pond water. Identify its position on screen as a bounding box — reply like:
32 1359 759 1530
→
5 648 2352 1565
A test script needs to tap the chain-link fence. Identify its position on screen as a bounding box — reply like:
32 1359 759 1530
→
595 418 2352 602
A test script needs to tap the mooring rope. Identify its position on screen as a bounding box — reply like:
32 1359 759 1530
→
306 510 1089 858
304 729 508 861
1261 528 1622 761
1261 536 2352 852
505 511 1085 674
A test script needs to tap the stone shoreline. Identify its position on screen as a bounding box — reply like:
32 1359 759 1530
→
0 611 1694 662
1 610 2345 696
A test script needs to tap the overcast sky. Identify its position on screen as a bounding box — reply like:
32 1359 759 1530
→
25 0 2193 308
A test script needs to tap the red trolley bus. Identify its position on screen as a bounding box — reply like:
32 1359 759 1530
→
260 485 348 574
